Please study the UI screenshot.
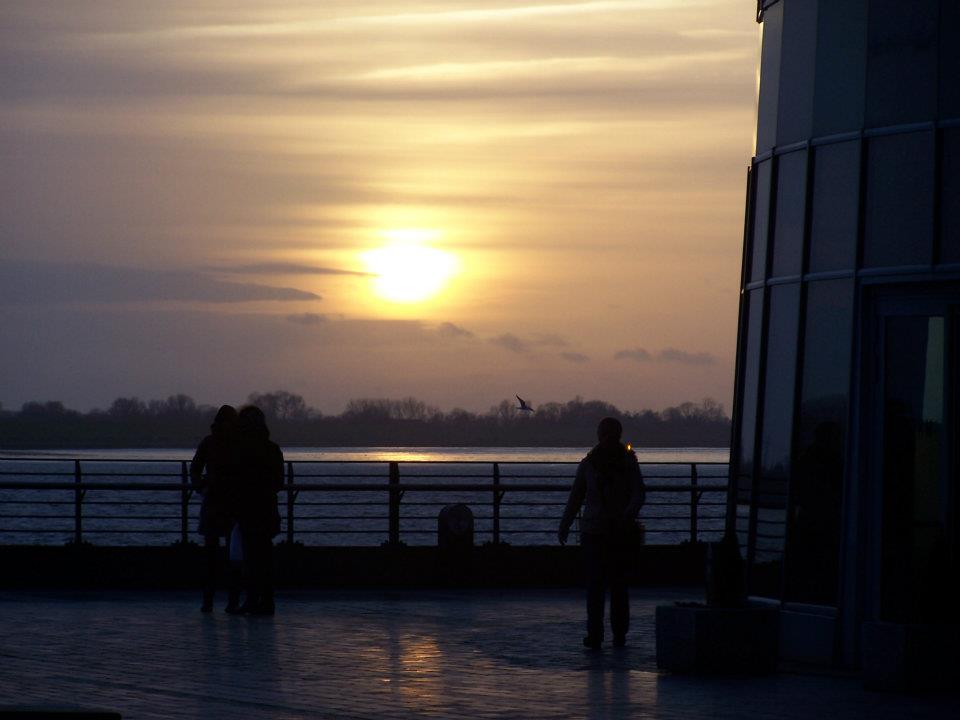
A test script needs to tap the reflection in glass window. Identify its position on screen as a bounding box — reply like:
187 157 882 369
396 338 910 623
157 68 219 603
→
756 2 783 154
881 316 946 623
735 290 764 550
750 161 772 282
809 141 860 273
864 132 934 268
865 0 938 128
812 0 867 136
941 129 960 265
750 283 801 598
941 1 960 120
771 150 807 277
785 280 854 605
776 0 816 144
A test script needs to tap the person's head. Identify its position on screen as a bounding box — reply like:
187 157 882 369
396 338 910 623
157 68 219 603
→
211 404 237 434
238 405 269 438
596 416 623 448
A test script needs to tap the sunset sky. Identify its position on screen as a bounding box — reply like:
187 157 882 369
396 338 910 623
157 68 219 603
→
1 1 758 414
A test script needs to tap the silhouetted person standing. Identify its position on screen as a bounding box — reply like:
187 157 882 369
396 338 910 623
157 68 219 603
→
559 417 645 649
236 405 284 616
190 404 242 613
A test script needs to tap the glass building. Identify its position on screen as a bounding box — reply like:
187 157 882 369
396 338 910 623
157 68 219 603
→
729 0 960 666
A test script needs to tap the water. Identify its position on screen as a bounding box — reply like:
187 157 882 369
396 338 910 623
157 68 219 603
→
3 446 729 463
0 447 729 547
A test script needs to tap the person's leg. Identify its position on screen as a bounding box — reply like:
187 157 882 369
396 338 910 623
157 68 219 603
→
223 524 243 612
609 538 631 644
239 527 260 611
202 535 218 611
226 560 242 611
582 533 605 646
257 538 275 614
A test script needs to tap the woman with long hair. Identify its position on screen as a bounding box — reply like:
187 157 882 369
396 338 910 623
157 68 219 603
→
235 405 284 615
190 404 242 612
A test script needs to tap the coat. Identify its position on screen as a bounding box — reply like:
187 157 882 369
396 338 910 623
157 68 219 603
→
235 430 284 537
560 444 645 539
190 430 239 537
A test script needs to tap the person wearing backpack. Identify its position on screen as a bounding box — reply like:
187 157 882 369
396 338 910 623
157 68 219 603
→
558 417 645 649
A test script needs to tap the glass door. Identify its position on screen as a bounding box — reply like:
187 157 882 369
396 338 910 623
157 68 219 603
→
870 292 958 623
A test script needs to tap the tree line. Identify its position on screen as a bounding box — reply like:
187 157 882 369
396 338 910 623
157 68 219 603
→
0 392 730 448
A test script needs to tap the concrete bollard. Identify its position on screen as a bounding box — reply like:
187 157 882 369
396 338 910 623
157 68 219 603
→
437 504 474 583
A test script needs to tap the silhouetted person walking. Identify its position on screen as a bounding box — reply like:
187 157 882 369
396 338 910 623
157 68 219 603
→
190 404 242 613
559 417 645 649
235 405 284 616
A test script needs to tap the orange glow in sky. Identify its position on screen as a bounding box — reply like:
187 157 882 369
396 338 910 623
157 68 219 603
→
1 1 759 413
362 230 460 304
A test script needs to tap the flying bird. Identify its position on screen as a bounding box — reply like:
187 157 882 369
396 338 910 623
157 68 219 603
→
516 395 534 413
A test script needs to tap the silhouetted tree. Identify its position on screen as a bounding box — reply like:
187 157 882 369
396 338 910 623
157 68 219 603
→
247 391 311 421
20 401 74 418
0 391 730 448
109 397 147 418
148 394 198 417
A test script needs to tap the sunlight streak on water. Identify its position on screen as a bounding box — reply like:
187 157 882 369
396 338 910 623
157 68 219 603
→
6 446 729 463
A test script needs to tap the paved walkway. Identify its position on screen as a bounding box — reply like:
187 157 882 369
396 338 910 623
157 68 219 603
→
0 589 953 719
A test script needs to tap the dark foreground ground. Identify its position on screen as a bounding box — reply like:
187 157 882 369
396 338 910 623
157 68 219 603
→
0 589 953 720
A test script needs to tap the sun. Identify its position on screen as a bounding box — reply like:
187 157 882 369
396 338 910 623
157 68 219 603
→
362 229 459 304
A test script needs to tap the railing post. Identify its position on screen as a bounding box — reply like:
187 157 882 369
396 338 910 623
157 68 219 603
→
180 461 189 544
492 462 501 545
690 463 699 543
73 459 82 545
286 461 295 545
388 461 401 546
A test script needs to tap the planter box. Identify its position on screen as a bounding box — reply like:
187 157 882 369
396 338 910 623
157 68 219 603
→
656 604 779 673
861 622 960 692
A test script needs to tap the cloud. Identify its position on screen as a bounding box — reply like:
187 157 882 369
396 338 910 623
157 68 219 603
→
614 348 653 362
0 3 755 114
286 312 327 325
0 260 321 305
488 331 575 353
614 347 717 365
532 333 569 347
209 262 372 277
560 352 590 363
437 322 475 339
659 347 717 365
489 333 529 353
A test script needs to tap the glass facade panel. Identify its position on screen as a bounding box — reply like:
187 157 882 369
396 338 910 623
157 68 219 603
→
863 132 934 268
881 315 947 622
756 2 783 154
809 140 860 273
785 279 854 605
941 128 960 265
939 0 960 120
865 0 938 128
771 150 807 277
750 161 772 282
735 290 765 549
812 0 867 136
750 283 801 598
736 291 765 486
776 0 817 145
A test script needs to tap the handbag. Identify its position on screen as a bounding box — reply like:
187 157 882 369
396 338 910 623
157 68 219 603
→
228 524 244 563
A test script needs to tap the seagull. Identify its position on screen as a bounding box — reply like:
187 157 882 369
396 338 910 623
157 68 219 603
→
516 395 534 413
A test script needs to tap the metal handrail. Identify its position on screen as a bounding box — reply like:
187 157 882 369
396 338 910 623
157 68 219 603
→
0 458 729 547
0 481 714 492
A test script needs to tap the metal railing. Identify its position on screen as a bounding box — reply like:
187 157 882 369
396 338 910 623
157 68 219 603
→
0 458 729 547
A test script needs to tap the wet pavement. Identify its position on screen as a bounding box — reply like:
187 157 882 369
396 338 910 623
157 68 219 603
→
0 588 953 719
